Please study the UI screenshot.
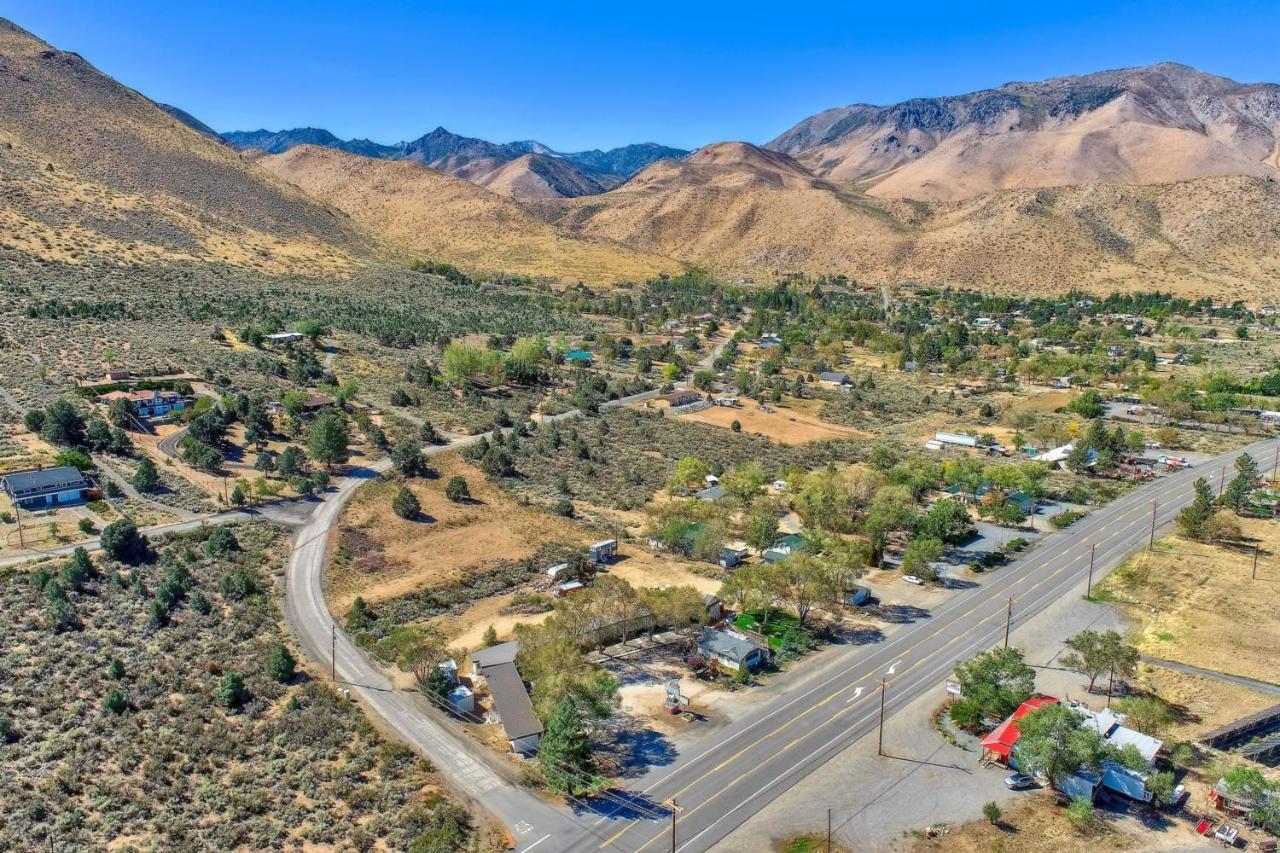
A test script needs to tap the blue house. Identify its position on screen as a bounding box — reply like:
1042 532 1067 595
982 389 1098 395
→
1 466 90 509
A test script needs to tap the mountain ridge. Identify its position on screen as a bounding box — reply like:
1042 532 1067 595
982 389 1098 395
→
767 62 1280 200
220 124 688 199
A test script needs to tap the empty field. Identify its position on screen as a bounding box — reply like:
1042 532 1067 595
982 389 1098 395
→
680 399 871 445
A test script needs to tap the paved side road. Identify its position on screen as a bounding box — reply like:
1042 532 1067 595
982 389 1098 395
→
1141 656 1280 697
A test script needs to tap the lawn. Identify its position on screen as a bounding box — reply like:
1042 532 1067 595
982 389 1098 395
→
735 608 811 652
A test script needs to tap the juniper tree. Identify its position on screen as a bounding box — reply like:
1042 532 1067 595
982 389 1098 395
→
538 696 595 795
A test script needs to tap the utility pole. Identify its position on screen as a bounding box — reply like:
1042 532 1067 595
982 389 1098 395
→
14 501 25 549
1087 543 1097 597
669 798 678 853
1106 665 1115 708
827 808 832 853
1254 541 1261 580
1148 500 1157 550
1004 597 1013 648
1272 443 1279 485
877 678 887 756
331 623 337 682
1219 466 1226 497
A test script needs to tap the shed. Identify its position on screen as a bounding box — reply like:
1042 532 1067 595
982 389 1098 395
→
934 431 978 448
719 546 749 569
818 371 852 387
555 580 585 597
588 539 618 563
447 684 475 716
702 594 725 622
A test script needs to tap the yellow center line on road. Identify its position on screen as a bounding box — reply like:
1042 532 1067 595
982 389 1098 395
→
603 440 1276 852
630 450 1275 852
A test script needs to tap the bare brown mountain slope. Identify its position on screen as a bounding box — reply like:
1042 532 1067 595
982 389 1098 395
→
0 18 376 273
259 145 677 284
475 153 619 200
558 142 1280 300
769 63 1280 201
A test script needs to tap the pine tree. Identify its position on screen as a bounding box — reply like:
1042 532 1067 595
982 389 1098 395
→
393 486 420 519
1223 452 1260 513
481 624 499 647
265 642 297 683
132 457 159 493
538 696 594 795
1177 477 1215 540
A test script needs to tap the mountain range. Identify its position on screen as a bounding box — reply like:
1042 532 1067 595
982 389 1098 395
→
2 15 1279 297
221 126 687 200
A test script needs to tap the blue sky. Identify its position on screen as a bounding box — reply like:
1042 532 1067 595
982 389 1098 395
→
8 1 1279 151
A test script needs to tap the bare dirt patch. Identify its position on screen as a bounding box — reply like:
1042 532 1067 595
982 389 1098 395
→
679 400 871 445
328 454 585 612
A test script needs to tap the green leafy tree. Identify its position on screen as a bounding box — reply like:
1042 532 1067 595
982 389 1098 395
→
538 696 596 796
901 537 944 581
100 519 148 564
390 438 427 477
107 394 136 427
745 508 780 554
40 399 87 446
277 445 307 477
669 456 710 493
132 457 159 493
1059 629 1138 693
1114 695 1176 737
307 410 351 469
266 642 297 683
1014 704 1112 788
916 499 976 544
982 801 1002 825
423 662 455 704
954 646 1036 721
54 449 94 472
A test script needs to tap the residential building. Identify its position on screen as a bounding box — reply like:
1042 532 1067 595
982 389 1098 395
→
817 371 852 388
469 642 542 754
97 388 190 420
1 466 90 509
264 331 304 347
697 627 769 673
657 390 703 408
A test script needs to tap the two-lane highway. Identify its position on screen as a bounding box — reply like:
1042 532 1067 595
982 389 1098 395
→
575 437 1279 853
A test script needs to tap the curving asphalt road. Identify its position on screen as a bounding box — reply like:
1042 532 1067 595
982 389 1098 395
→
278 389 1276 853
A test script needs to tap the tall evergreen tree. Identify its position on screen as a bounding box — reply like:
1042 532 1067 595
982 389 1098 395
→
1177 476 1215 540
1223 452 1260 513
538 696 594 796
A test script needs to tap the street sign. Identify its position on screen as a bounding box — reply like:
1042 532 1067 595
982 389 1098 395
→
945 681 962 696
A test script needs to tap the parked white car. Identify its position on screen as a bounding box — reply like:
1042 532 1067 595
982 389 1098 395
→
902 574 924 585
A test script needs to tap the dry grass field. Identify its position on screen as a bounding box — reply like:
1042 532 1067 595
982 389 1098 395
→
1099 520 1280 685
329 454 586 613
901 792 1169 853
678 399 871 445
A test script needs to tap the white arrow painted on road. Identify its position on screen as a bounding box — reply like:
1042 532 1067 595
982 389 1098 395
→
846 687 863 703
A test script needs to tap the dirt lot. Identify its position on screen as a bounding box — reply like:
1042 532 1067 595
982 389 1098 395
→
901 792 1187 852
1098 519 1280 685
329 454 586 612
679 398 870 445
437 545 723 651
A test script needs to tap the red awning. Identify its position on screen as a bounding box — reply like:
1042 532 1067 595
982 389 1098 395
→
980 697 1059 759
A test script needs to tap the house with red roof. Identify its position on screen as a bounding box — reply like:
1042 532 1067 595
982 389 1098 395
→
979 696 1058 764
